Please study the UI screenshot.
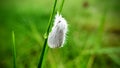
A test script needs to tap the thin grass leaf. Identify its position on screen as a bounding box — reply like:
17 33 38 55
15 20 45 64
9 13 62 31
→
87 55 95 68
12 31 16 68
37 0 66 67
108 54 120 66
37 0 58 68
59 0 65 13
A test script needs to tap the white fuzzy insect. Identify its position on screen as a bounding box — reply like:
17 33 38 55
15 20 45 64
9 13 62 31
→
48 12 68 48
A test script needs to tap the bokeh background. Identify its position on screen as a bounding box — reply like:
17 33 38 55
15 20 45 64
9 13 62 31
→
0 0 120 68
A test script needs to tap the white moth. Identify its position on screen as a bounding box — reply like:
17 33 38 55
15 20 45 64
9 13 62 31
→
48 12 68 48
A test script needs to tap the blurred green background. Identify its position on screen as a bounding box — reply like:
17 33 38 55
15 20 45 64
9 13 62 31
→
0 0 120 68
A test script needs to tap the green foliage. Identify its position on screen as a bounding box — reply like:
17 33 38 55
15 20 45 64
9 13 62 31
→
0 0 120 68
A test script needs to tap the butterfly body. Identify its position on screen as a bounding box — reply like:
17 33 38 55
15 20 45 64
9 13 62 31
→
48 13 68 48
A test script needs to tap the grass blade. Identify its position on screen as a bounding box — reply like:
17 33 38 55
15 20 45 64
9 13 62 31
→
59 0 65 13
37 0 58 68
12 31 16 68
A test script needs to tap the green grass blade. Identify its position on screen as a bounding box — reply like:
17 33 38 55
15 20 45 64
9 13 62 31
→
38 39 48 68
37 0 58 68
12 31 16 68
108 54 120 66
46 0 58 35
59 0 65 13
37 0 66 67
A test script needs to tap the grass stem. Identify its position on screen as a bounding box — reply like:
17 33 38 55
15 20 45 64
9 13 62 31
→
37 0 66 67
12 31 16 68
37 0 58 68
59 0 65 13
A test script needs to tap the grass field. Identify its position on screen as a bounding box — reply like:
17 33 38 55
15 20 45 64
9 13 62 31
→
0 0 120 68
